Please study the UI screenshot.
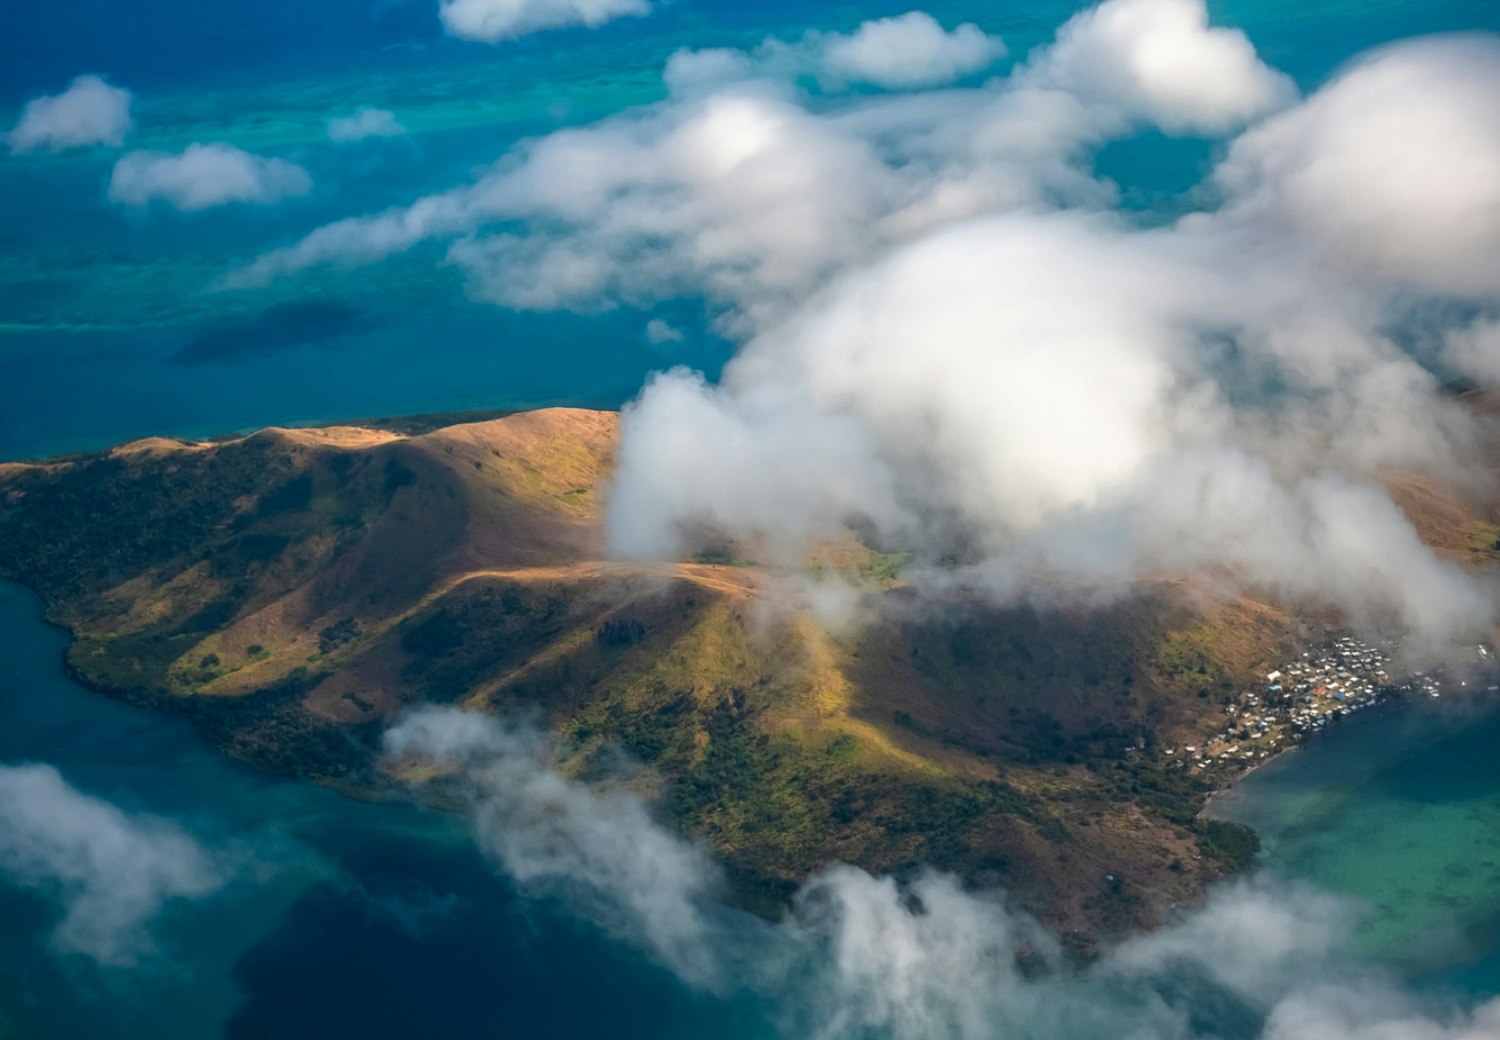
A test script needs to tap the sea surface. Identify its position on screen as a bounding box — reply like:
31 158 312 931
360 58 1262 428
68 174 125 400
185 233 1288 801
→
5 0 1500 1036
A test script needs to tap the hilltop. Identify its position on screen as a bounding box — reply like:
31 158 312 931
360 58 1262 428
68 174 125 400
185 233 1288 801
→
2 407 1496 945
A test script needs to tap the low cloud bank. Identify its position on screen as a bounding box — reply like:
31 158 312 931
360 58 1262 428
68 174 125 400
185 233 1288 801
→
234 0 1500 646
605 27 1500 647
438 0 652 42
388 707 1500 1040
6 75 133 154
0 763 227 966
110 143 313 211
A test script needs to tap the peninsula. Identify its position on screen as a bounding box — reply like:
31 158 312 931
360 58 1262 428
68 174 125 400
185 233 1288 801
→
2 407 1496 945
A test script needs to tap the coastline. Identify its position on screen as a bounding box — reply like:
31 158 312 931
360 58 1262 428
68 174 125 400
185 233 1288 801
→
1202 681 1500 831
1200 744 1303 822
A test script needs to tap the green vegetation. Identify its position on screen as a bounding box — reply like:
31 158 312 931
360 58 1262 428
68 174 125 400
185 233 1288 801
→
1464 520 1500 560
1156 629 1229 691
860 550 910 586
355 408 518 436
398 583 579 703
1197 819 1262 873
318 618 361 655
0 441 291 601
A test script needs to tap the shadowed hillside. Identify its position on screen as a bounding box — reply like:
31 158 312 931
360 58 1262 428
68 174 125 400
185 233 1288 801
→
3 407 1496 943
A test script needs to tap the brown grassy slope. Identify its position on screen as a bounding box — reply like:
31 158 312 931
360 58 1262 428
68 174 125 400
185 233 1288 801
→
9 406 1490 941
1387 474 1500 563
1386 389 1500 560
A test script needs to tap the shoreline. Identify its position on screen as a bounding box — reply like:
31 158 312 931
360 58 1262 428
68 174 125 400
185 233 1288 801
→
1201 683 1500 826
1200 692 1398 822
1200 744 1303 821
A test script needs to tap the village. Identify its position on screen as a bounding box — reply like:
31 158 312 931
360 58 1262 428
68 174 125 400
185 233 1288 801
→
1159 636 1499 773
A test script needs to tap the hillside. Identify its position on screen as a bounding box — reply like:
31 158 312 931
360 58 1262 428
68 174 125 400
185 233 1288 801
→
2 408 1495 944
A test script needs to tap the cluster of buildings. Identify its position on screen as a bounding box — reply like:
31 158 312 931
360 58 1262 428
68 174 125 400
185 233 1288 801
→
1160 636 1496 772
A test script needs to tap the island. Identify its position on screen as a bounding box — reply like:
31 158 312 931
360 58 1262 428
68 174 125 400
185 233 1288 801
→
2 406 1496 949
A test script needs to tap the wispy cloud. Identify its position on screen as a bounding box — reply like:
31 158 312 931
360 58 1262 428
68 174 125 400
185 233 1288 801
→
0 763 228 966
384 708 724 986
236 0 1294 323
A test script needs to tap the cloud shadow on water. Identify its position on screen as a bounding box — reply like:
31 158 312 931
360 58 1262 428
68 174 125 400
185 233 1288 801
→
167 300 377 368
223 835 772 1040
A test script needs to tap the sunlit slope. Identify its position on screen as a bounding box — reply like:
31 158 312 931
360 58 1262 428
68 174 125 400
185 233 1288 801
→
4 406 1493 940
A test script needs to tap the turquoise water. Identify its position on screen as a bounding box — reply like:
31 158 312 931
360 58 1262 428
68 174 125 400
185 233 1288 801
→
1213 698 1500 986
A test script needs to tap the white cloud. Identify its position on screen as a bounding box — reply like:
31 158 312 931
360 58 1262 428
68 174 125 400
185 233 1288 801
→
0 763 226 966
109 143 313 212
818 12 1006 90
1444 319 1500 385
661 47 766 96
6 75 133 154
1261 988 1500 1040
1212 35 1500 295
1022 0 1296 133
788 867 1055 1039
607 365 905 563
439 0 652 42
234 89 910 326
327 107 407 143
662 12 1004 94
